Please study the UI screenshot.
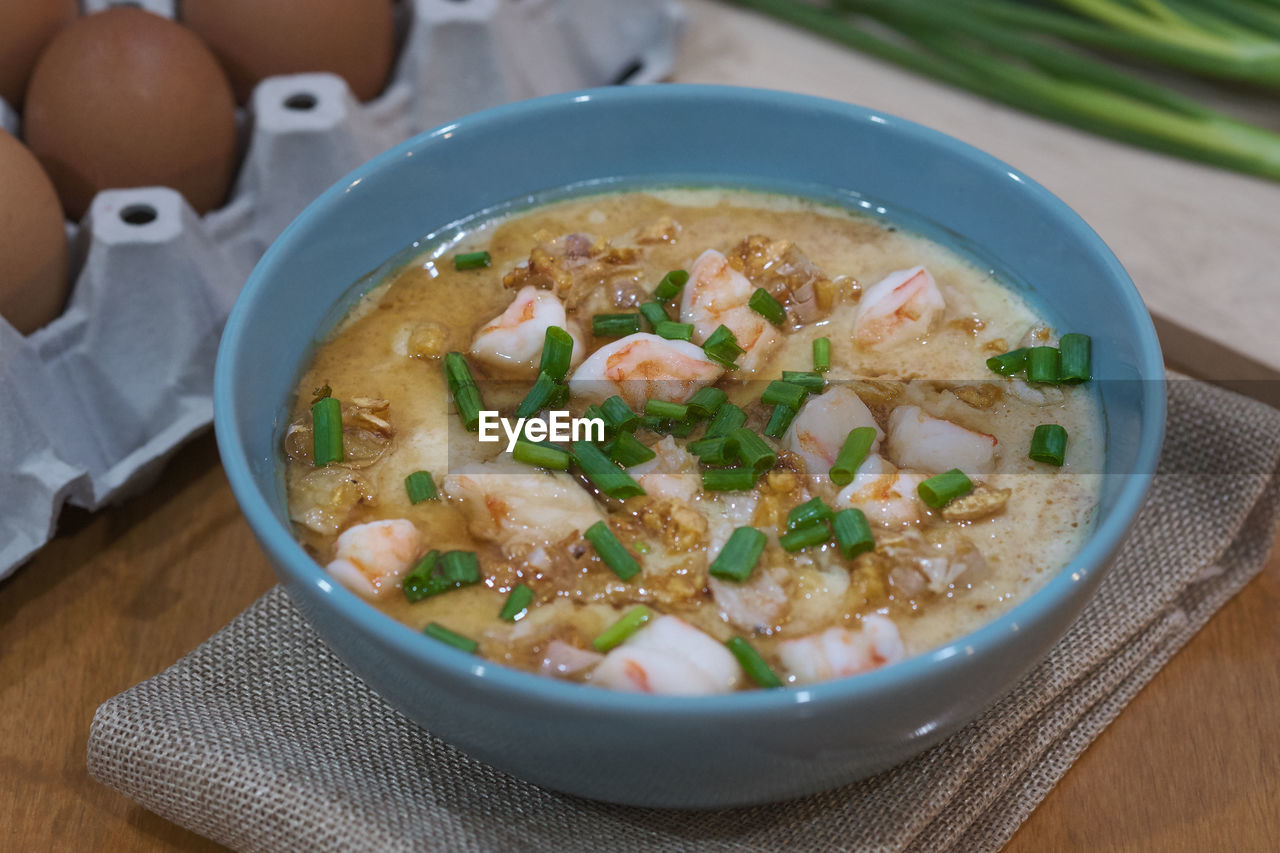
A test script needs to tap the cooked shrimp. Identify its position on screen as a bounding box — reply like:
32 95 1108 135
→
326 519 423 598
710 567 789 633
629 435 700 502
834 454 926 528
885 405 997 478
442 460 604 548
777 615 905 684
854 266 945 348
680 249 780 372
568 332 722 408
591 615 742 694
469 285 584 372
784 385 882 476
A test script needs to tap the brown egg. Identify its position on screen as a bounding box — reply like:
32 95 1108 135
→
0 0 77 110
0 129 68 335
183 0 395 104
22 7 238 220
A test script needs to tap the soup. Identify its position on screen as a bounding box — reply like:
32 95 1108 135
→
283 189 1102 693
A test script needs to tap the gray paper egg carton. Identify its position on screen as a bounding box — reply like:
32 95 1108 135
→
0 0 683 578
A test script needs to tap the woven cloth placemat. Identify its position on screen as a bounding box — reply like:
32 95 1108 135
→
88 377 1280 853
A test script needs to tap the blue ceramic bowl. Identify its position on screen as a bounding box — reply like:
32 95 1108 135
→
214 85 1165 807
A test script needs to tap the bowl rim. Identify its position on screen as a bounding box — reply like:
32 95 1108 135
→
214 83 1166 716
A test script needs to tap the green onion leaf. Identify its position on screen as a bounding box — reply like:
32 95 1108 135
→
655 321 695 341
813 336 831 372
917 468 974 509
1026 345 1061 384
639 301 670 329
515 371 559 419
607 431 657 467
832 508 875 559
572 441 645 500
761 380 809 410
1058 334 1092 383
644 398 689 421
687 435 733 466
779 522 832 552
404 470 438 504
686 386 728 419
311 396 343 466
453 251 491 271
593 604 653 652
748 287 786 326
708 526 768 582
764 404 798 439
1030 423 1068 466
443 352 484 431
787 496 833 530
703 324 745 369
601 395 638 433
539 326 575 382
512 439 571 470
727 427 777 475
702 467 757 492
423 622 478 653
593 313 641 338
830 426 878 486
705 402 747 438
654 269 690 301
725 637 783 688
499 584 534 622
986 347 1029 377
584 521 641 581
781 370 825 391
402 549 480 602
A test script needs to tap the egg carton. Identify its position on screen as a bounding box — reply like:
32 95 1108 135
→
0 0 684 579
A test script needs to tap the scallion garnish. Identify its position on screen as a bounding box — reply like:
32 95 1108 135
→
444 352 484 431
644 399 689 422
607 431 656 467
687 435 733 466
514 371 560 419
639 301 670 330
499 584 534 622
725 637 782 688
539 326 575 382
703 324 745 369
763 404 797 439
779 523 832 552
592 604 653 652
702 467 757 492
787 496 833 530
917 468 975 509
1026 346 1060 384
402 549 480 602
686 386 728 419
781 370 825 391
423 622 478 653
512 439 571 470
401 551 440 603
601 395 638 434
584 520 641 581
708 526 768 582
1029 423 1068 466
705 402 747 439
829 426 878 486
453 251 490 271
404 470 438 504
760 379 809 410
986 347 1029 376
655 321 695 341
748 287 786 326
654 269 690 301
593 313 641 338
572 440 645 500
813 336 831 372
1058 334 1092 383
832 508 875 559
727 427 777 475
311 396 343 466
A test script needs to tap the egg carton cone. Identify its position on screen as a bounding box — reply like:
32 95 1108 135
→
0 0 685 579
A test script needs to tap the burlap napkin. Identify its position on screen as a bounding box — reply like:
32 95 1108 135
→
88 377 1280 853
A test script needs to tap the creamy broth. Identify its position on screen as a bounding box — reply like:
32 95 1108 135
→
283 189 1103 692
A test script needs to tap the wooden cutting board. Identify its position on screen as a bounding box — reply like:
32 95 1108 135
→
672 0 1280 396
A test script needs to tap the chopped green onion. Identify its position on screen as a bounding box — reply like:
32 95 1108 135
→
601 395 638 433
453 251 490 271
918 468 975 509
655 321 695 341
725 637 782 688
443 352 484 431
499 584 534 621
686 386 728 419
829 426 878 486
402 549 480 602
727 427 777 474
763 404 797 439
708 526 768 582
593 313 641 338
654 269 689 301
639 301 670 329
748 287 786 326
761 380 809 410
401 551 440 602
513 439 571 470
781 370 825 391
515 371 559 419
702 467 757 492
702 324 745 369
1030 423 1068 466
832 508 875 559
583 403 608 433
644 399 690 421
404 470 438 503
687 435 733 466
1026 346 1061 384
607 431 656 467
787 496 833 530
584 521 641 581
572 441 645 500
813 336 831 372
705 402 747 438
539 326 575 382
1058 334 1092 383
663 418 698 438
779 522 832 552
986 347 1029 377
311 396 343 466
593 604 653 652
423 622 478 653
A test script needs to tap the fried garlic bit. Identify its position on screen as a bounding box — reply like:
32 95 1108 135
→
940 485 1011 522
